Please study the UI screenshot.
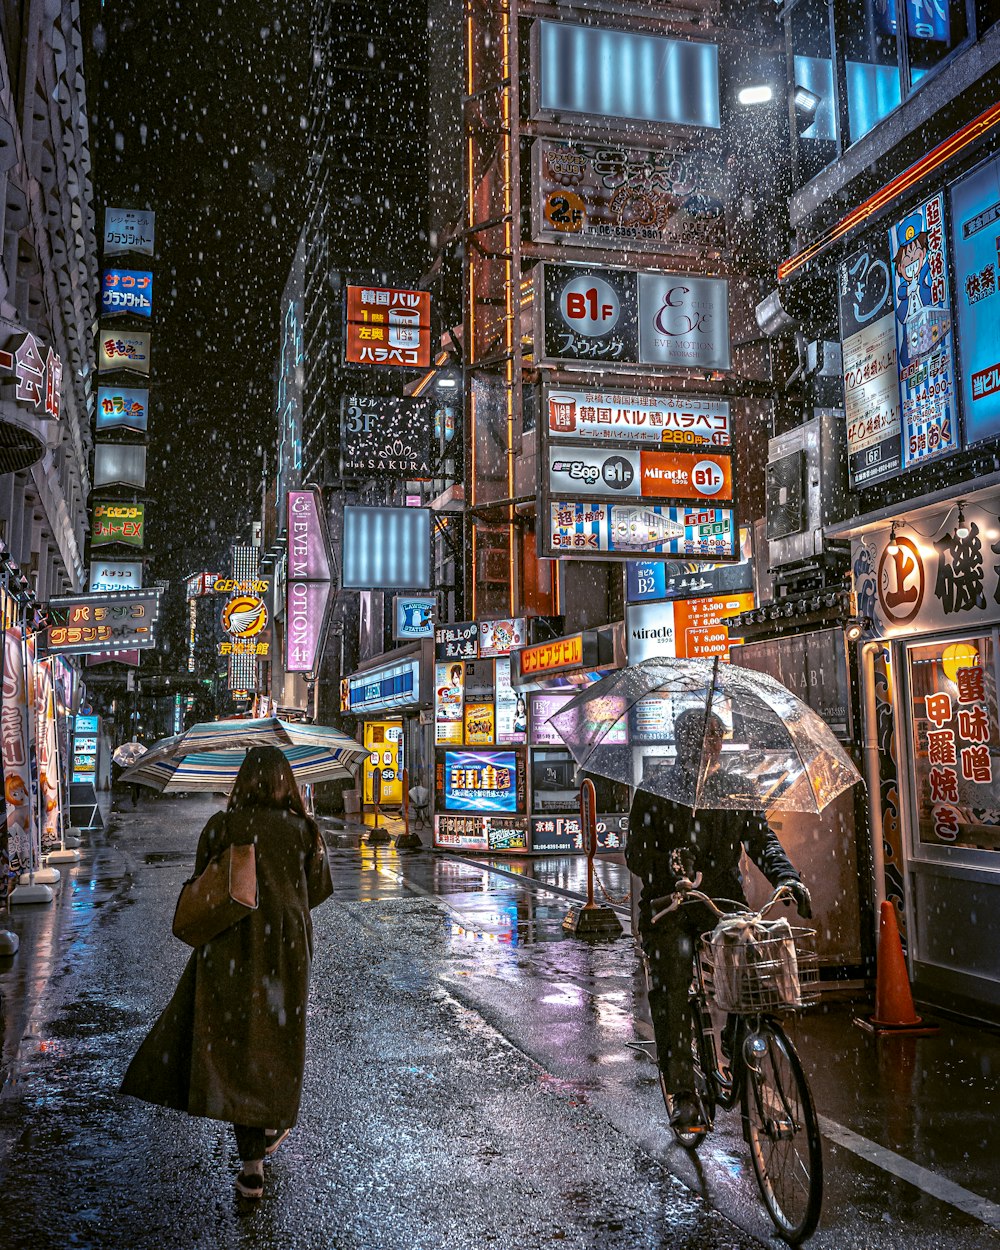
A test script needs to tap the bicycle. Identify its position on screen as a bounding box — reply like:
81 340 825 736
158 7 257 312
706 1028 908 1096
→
649 877 823 1244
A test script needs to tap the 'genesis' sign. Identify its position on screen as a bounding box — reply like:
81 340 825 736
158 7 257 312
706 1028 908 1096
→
285 490 333 673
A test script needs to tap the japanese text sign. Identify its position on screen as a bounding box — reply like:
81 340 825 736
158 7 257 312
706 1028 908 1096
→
341 394 434 476
98 329 151 375
545 386 730 447
545 502 737 561
908 637 1000 853
47 589 162 654
531 138 726 254
838 242 902 487
546 445 732 504
96 385 148 433
92 502 145 549
887 193 959 468
285 490 332 673
103 207 155 256
0 332 62 419
539 263 730 372
344 285 431 368
101 269 153 318
852 493 1000 639
950 155 1000 448
89 560 143 593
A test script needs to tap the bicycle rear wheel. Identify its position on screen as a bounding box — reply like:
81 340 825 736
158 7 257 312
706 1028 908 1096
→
741 1020 822 1243
670 1000 716 1151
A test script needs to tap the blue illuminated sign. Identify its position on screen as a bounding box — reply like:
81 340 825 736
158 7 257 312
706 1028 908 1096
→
537 21 720 130
101 269 153 318
348 659 419 713
96 385 148 433
951 154 1000 448
342 506 431 590
442 750 518 813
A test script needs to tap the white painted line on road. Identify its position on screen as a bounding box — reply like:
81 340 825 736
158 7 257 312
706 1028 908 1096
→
818 1114 1000 1230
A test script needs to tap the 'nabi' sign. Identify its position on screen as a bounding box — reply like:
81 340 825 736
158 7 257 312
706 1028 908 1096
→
286 490 333 673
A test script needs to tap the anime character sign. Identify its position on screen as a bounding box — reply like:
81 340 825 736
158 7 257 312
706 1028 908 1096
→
886 195 958 469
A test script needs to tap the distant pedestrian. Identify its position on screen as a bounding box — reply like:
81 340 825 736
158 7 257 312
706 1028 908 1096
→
120 745 334 1199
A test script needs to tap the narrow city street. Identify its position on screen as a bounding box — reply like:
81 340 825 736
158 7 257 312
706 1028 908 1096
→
0 796 997 1250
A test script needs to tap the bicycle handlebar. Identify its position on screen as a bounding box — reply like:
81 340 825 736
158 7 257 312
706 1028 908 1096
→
650 878 798 927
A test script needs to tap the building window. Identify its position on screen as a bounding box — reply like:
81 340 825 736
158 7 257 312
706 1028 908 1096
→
903 0 970 86
787 0 978 183
791 0 839 181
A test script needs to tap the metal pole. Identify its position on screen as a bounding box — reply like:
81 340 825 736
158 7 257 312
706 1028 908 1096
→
581 777 597 911
402 766 410 837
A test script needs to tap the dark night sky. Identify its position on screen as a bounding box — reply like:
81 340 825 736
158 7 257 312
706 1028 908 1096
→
82 1 311 583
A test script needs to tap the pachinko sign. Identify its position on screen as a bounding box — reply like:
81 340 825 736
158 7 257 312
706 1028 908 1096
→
47 589 162 654
0 331 62 418
545 386 730 447
438 749 523 813
344 285 431 368
546 502 737 561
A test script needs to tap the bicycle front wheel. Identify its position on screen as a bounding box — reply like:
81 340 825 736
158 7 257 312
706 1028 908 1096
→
741 1020 822 1244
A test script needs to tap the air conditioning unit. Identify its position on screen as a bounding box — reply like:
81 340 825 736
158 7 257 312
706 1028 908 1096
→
765 409 846 570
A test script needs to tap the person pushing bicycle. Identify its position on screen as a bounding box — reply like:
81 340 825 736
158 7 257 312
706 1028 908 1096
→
626 708 812 1135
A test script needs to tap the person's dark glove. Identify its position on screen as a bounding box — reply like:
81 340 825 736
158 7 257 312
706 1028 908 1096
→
778 878 812 919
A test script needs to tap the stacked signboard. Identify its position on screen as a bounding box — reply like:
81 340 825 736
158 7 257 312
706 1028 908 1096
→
85 208 157 668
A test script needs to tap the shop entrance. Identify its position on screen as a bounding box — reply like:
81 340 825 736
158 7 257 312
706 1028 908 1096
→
900 630 1000 1018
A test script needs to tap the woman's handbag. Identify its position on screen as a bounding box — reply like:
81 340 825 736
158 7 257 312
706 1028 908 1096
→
172 842 258 947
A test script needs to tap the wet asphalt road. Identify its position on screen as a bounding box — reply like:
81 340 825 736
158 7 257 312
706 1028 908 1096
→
0 795 995 1249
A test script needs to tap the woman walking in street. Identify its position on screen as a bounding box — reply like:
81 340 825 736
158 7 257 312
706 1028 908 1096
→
121 745 334 1199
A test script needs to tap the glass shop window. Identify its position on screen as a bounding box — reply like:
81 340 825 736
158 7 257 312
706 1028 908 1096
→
531 748 626 814
906 635 1000 856
901 0 969 86
790 0 839 181
840 0 902 144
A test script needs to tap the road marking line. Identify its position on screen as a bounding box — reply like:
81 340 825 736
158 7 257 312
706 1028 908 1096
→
817 1114 1000 1229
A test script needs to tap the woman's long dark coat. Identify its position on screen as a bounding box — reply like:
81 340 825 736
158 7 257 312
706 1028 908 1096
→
121 807 333 1129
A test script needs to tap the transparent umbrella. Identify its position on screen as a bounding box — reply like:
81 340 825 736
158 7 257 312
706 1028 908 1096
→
112 741 147 767
546 657 862 814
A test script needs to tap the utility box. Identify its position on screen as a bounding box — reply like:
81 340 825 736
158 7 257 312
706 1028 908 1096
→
765 410 846 570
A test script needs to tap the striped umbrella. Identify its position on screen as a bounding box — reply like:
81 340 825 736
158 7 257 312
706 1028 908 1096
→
120 717 367 793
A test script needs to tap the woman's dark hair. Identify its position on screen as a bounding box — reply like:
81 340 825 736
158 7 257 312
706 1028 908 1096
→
228 745 318 837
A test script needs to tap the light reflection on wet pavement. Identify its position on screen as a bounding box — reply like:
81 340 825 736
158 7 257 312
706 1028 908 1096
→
0 795 996 1249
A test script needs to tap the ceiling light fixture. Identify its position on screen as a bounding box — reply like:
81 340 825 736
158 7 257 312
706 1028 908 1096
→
887 523 900 555
956 503 969 539
737 84 774 106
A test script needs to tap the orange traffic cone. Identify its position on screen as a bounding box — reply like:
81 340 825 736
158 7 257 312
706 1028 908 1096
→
856 901 939 1035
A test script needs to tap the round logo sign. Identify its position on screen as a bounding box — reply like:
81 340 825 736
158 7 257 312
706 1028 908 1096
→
602 455 634 490
877 536 924 626
222 595 268 638
558 274 620 336
544 190 586 233
691 459 726 496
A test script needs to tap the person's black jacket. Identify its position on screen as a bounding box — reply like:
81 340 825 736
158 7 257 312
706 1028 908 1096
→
626 788 800 925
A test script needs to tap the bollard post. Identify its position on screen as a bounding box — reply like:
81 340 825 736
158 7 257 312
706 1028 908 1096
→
396 764 422 849
368 767 391 845
563 778 623 937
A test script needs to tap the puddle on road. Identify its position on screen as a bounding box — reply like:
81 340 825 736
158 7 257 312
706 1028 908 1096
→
440 888 568 949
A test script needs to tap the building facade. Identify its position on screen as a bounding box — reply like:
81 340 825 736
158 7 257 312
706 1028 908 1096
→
761 0 1000 1021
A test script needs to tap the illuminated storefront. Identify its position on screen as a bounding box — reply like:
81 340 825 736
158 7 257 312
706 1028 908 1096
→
343 648 430 811
848 494 1000 1019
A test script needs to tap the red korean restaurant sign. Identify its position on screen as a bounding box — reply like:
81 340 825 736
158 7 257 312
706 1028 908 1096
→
344 285 431 368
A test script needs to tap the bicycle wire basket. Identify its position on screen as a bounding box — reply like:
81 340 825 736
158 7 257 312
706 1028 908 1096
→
699 925 820 1014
